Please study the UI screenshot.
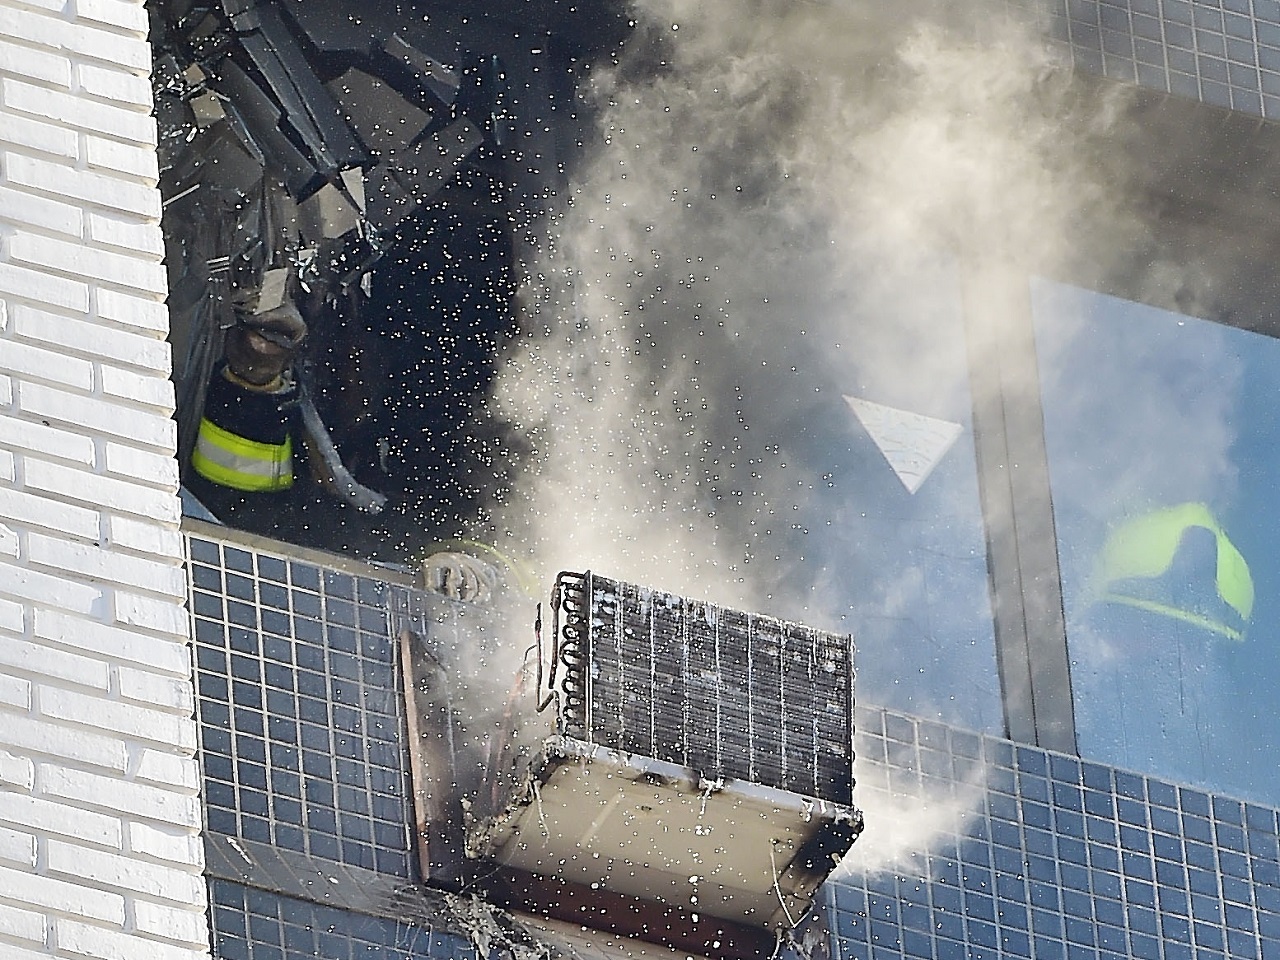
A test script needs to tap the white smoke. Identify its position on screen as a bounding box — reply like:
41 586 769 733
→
832 757 987 878
486 0 1124 609
481 0 1135 865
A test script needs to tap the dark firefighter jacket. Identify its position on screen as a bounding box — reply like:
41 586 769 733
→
191 363 299 492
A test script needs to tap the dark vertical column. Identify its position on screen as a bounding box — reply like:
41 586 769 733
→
962 261 1077 754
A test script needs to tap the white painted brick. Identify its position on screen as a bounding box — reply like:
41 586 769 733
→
0 183 84 236
0 107 78 157
0 901 46 944
103 442 179 490
0 675 31 711
0 634 109 690
23 456 178 528
9 232 166 295
96 287 168 333
0 708 126 771
0 825 36 867
0 0 64 42
0 860 124 924
20 386 175 452
100 365 175 411
105 515 181 558
0 413 96 465
132 898 207 946
26 534 186 599
0 6 150 71
0 789 122 848
112 591 188 641
84 134 159 181
78 62 151 106
48 840 203 905
88 212 164 256
0 559 104 616
11 0 66 12
0 35 72 87
0 519 16 554
0 451 12 482
33 609 189 676
0 750 34 790
4 154 159 220
3 77 155 144
133 749 197 791
0 598 23 634
0 484 102 541
60 916 200 960
13 304 169 370
0 373 11 405
117 668 192 713
0 300 5 332
75 25 152 72
0 943 58 960
39 686 195 752
0 522 16 558
40 765 200 828
0 260 90 312
0 335 95 389
127 822 200 867
74 0 148 33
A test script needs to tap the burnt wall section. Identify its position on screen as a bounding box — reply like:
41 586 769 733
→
155 0 629 561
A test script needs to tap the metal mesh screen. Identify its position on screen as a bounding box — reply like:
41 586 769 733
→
551 572 855 805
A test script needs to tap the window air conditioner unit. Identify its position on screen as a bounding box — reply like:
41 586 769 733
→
454 572 863 957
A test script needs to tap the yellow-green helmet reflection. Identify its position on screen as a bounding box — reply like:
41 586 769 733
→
1088 502 1254 642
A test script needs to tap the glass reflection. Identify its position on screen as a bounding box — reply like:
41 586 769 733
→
1033 278 1280 805
783 257 1000 734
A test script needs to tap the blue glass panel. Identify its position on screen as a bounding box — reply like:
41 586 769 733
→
1130 930 1161 959
1128 878 1157 909
1149 780 1179 808
209 880 458 959
1001 928 1032 957
1033 279 1280 807
190 535 414 880
736 257 1002 734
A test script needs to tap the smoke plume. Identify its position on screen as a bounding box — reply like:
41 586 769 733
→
832 756 988 879
486 0 1121 623
469 0 1144 865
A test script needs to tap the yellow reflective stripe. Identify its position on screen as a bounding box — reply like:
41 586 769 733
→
1101 593 1245 643
192 418 293 492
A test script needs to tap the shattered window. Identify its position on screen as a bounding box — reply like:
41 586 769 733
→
155 0 627 561
157 0 1002 732
1034 278 1280 806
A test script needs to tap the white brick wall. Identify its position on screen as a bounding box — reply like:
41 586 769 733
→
0 2 209 959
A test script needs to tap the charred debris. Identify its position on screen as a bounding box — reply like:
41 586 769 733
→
152 0 627 557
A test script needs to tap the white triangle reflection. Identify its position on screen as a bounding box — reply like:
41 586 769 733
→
843 395 963 495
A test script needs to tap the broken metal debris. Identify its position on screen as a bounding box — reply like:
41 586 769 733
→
152 0 505 480
444 893 556 960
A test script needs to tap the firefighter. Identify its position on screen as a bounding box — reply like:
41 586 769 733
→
190 300 387 514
